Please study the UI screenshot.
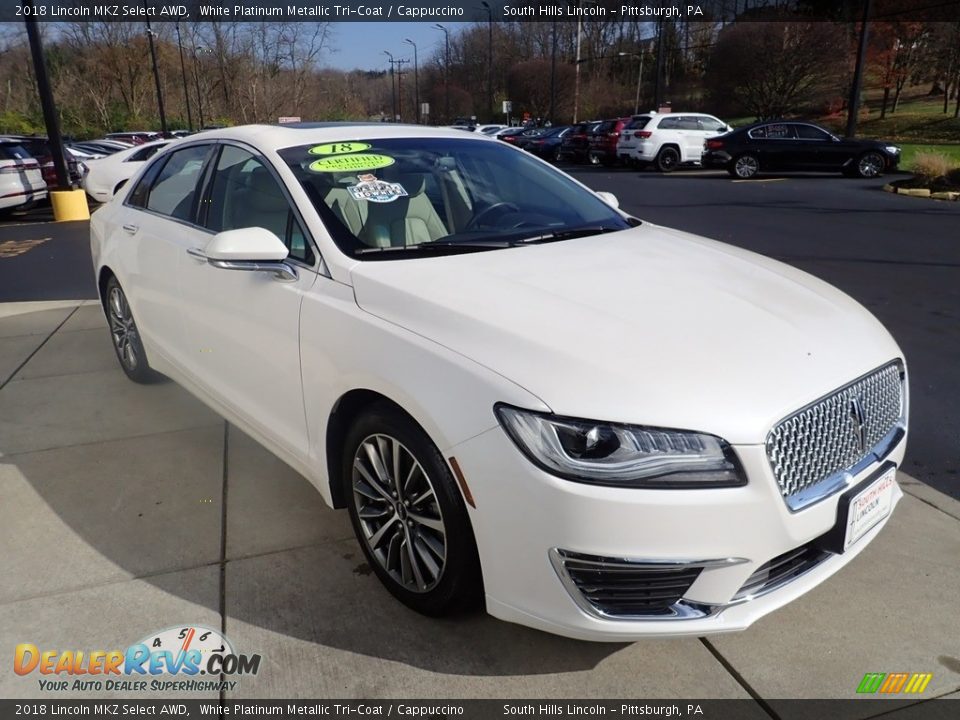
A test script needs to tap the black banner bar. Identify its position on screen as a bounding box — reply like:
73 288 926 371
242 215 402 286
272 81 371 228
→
3 0 959 23
0 699 958 719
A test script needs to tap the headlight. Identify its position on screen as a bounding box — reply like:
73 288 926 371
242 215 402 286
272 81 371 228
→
884 146 900 155
496 405 745 488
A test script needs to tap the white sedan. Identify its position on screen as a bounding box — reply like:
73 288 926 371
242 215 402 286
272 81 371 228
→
90 124 907 640
82 140 168 203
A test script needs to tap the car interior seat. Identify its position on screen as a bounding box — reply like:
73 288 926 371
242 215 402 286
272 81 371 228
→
356 172 448 248
231 166 289 239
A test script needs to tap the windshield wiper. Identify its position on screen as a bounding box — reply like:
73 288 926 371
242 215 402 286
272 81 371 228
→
354 240 512 256
512 225 626 245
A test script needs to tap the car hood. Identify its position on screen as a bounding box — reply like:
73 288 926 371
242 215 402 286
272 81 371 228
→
350 225 902 444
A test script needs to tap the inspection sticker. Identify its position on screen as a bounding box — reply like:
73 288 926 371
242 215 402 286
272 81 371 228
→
308 153 394 173
347 173 408 203
308 142 372 156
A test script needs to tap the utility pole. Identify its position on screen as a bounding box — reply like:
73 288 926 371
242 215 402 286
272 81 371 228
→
846 0 872 138
654 20 667 110
24 1 69 190
395 59 409 121
549 20 557 123
383 51 396 122
481 1 493 122
433 24 450 122
145 14 168 134
175 22 193 131
193 47 211 129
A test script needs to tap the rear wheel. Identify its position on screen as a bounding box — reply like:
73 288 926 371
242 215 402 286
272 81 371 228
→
343 403 483 616
856 151 885 178
655 146 681 173
104 277 160 384
730 153 760 179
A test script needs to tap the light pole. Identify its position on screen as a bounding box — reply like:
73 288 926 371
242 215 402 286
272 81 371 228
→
174 22 193 131
480 1 493 122
144 16 168 135
572 0 598 125
619 51 645 115
549 20 557 124
383 50 396 122
404 38 420 124
433 23 450 123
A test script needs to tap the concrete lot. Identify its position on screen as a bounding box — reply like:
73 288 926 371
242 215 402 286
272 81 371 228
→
0 174 958 712
0 302 958 713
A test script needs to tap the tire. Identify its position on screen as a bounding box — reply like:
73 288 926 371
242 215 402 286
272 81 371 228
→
856 151 885 178
104 276 160 384
587 152 601 166
343 402 483 616
731 153 760 179
655 146 681 173
552 147 563 162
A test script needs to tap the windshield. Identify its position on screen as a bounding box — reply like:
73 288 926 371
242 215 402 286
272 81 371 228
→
277 137 631 259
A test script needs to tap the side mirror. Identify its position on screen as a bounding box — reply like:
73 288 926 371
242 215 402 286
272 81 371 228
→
187 227 297 282
595 191 619 209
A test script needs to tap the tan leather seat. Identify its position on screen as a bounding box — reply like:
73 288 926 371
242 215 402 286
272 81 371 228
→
231 167 288 239
357 174 448 247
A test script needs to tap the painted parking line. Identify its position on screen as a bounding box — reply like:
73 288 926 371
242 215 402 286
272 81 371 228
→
0 238 51 258
731 178 787 184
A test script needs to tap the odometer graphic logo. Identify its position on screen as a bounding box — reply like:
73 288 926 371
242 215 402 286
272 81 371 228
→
14 625 261 693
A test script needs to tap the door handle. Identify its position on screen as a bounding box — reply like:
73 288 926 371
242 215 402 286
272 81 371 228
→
122 223 139 234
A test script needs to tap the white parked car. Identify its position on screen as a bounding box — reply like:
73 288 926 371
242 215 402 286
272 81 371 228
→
90 124 907 641
0 139 47 212
617 112 732 172
82 140 168 203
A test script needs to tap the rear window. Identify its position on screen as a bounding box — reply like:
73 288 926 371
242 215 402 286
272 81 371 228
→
626 117 651 130
0 144 32 161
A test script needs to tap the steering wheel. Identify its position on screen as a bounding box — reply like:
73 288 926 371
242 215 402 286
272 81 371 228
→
466 202 520 230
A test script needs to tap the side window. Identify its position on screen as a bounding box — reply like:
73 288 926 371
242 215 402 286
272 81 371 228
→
657 116 680 130
698 117 727 132
127 154 169 209
145 144 211 221
676 116 700 130
205 145 314 265
795 125 831 141
752 124 795 140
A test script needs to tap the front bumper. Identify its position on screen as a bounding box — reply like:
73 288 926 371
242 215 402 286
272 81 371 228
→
449 425 905 641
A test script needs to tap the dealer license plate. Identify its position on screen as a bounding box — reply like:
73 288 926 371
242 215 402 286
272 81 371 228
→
844 465 897 550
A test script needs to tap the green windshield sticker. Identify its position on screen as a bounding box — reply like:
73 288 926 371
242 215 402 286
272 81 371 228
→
308 154 394 173
308 142 372 156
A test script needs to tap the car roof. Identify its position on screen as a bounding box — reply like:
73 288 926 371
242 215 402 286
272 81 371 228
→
183 122 497 147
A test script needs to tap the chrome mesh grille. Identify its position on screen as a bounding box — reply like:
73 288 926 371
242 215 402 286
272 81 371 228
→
766 362 904 501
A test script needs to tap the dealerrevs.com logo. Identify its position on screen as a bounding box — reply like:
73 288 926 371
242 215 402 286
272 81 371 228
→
14 625 261 693
857 672 933 694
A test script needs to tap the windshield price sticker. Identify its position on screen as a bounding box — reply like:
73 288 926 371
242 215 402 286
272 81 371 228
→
309 142 372 156
308 154 395 173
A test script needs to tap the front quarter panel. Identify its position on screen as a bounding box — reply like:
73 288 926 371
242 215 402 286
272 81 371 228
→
298 276 550 506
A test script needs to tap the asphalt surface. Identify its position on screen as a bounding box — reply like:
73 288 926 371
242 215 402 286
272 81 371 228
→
1 171 957 500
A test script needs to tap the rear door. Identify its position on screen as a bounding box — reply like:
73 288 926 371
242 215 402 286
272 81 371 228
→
117 143 215 367
747 123 798 170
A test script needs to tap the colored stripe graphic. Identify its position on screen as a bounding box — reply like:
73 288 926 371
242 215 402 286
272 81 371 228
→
857 673 886 694
903 673 933 694
880 673 909 693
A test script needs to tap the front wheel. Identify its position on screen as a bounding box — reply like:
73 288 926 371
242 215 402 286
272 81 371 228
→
856 151 885 178
730 153 760 179
104 277 160 384
343 403 483 616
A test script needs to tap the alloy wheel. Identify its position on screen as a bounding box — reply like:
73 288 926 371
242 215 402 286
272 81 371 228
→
108 286 139 371
858 152 884 178
351 433 447 593
734 154 759 179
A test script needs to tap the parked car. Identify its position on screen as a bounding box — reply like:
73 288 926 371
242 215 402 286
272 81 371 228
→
497 127 531 145
105 131 162 146
475 124 506 135
587 117 632 165
492 126 524 139
72 139 135 155
0 139 47 213
617 112 731 172
516 125 572 161
10 136 84 189
91 124 907 641
702 121 902 179
82 140 169 203
558 121 600 163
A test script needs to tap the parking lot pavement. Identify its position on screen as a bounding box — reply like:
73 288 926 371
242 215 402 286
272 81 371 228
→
1 300 958 708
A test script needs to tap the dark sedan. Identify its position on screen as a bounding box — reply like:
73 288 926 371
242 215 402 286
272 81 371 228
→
516 126 571 161
702 121 901 179
558 121 600 163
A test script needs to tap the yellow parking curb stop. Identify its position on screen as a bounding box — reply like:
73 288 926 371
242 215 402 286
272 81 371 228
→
50 189 90 221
